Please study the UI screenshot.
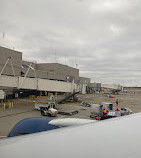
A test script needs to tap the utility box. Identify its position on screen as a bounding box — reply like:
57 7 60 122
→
0 90 5 100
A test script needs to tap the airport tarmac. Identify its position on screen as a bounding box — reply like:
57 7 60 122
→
0 92 141 138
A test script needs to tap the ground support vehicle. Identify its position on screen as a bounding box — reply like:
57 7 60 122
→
35 97 58 117
120 108 132 116
41 108 58 117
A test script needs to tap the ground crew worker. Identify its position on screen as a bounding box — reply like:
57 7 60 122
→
96 115 101 120
116 99 118 106
115 108 120 111
103 109 108 116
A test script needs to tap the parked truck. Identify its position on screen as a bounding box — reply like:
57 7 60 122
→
90 104 102 119
35 95 58 117
90 102 113 119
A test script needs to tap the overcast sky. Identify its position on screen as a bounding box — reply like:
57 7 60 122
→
0 0 141 86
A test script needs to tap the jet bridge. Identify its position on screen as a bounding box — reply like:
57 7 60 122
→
0 57 79 93
0 75 79 93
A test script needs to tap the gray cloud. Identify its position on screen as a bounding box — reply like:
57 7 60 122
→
0 0 141 86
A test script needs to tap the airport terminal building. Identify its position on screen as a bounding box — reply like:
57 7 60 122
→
0 46 92 95
0 46 79 83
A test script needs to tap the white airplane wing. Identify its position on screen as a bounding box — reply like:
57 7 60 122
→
0 113 141 158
